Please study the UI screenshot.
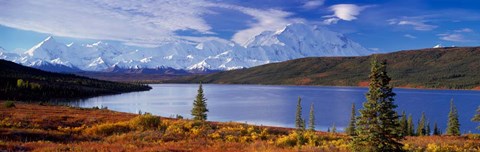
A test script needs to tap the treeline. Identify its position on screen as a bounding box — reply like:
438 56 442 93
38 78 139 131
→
177 47 480 90
0 59 151 101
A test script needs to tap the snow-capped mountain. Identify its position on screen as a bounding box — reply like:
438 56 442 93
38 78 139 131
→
433 44 444 48
0 23 372 72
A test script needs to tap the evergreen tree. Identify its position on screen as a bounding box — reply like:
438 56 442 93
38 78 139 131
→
353 58 403 151
446 99 461 136
433 122 440 135
295 97 305 130
308 102 315 131
426 121 431 136
191 83 208 121
417 112 426 136
332 123 337 133
407 114 414 136
471 106 480 129
346 103 357 136
399 111 408 136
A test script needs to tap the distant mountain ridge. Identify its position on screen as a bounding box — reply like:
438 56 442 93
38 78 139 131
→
0 23 371 73
172 47 480 90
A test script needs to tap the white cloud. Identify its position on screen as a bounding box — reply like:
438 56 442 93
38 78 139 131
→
438 33 469 42
0 0 302 47
323 4 371 25
454 28 473 33
404 34 417 39
398 21 437 31
303 0 325 9
323 18 340 25
387 18 437 31
0 0 217 47
216 5 303 45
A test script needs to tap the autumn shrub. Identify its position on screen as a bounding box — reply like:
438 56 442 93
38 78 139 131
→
84 122 132 136
57 126 85 135
3 101 15 108
465 134 480 140
129 113 161 130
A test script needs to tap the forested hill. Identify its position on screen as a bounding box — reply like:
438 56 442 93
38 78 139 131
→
173 47 480 90
0 59 151 101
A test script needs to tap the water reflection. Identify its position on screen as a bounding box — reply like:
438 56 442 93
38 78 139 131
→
71 84 480 133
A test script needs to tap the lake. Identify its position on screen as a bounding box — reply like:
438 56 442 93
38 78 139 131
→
71 84 480 133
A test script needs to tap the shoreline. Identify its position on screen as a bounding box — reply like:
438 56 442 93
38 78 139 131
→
151 82 480 92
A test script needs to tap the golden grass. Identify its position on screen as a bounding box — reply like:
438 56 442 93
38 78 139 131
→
1 101 480 151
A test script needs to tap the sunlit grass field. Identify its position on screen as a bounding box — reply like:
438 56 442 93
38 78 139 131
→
1 101 480 151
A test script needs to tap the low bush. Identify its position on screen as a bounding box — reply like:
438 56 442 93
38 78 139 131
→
3 101 15 108
84 122 132 136
129 113 161 130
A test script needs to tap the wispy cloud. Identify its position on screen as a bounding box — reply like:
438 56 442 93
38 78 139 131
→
0 0 300 47
454 28 473 33
302 0 325 10
388 17 437 31
0 0 217 47
323 4 372 25
369 48 380 51
438 33 470 42
218 4 303 45
404 34 417 39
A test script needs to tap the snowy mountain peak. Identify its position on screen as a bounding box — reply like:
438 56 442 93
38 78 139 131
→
433 44 444 48
24 36 61 57
4 23 372 72
244 22 370 56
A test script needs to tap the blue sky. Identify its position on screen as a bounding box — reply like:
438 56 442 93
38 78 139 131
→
0 0 479 53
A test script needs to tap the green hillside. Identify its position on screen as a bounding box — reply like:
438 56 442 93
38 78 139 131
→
0 59 151 101
174 47 480 89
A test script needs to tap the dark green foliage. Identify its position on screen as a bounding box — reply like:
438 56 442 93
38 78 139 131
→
399 111 408 136
3 101 15 108
308 102 315 131
353 58 403 151
446 99 461 136
0 59 151 101
181 47 480 90
472 106 480 129
191 83 208 121
331 123 336 133
433 122 441 135
407 114 415 136
426 122 431 136
345 103 356 136
295 97 305 130
417 112 427 136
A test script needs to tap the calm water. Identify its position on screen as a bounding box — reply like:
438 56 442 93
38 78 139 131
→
71 84 480 133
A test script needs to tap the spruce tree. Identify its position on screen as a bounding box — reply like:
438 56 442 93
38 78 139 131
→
353 58 403 151
471 106 480 129
332 123 337 133
308 102 315 131
417 112 426 136
191 83 208 121
426 121 431 136
433 122 440 135
346 103 357 136
295 97 305 130
446 99 461 136
399 111 408 136
407 114 415 136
